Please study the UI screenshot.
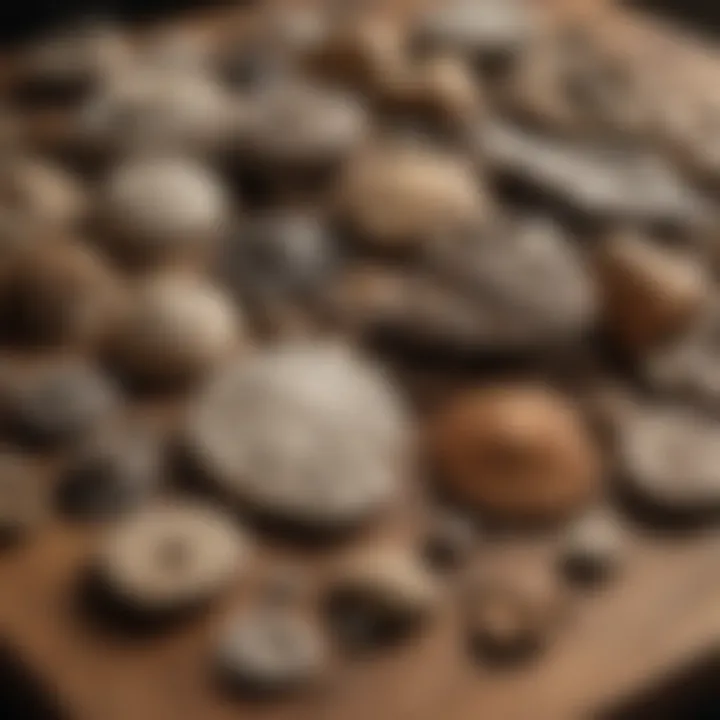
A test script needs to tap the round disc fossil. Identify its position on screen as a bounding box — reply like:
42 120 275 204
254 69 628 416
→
187 342 409 529
95 502 249 614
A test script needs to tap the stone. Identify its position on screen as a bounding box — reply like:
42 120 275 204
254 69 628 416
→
215 607 327 693
109 273 242 387
325 544 441 647
98 156 230 268
0 453 49 542
421 511 477 572
245 80 369 171
428 384 601 523
7 359 120 449
558 508 625 585
466 559 567 661
479 122 708 228
94 502 249 615
595 232 708 353
0 157 88 229
79 70 233 157
337 143 487 254
58 424 163 521
0 240 122 348
187 342 408 529
617 404 720 516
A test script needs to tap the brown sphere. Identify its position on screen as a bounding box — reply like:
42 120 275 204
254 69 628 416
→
594 232 708 353
428 385 601 523
337 144 487 253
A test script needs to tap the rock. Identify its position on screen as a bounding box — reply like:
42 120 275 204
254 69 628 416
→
13 22 130 103
58 424 163 521
428 384 601 523
260 563 312 608
617 404 720 516
325 544 441 647
594 232 709 353
220 210 337 334
245 80 369 171
479 122 708 228
215 607 327 693
304 14 408 95
78 70 233 157
337 143 487 254
558 507 625 585
421 511 477 572
0 453 49 543
109 273 242 387
0 157 88 229
414 0 534 62
644 301 720 412
98 156 230 268
466 559 567 661
94 502 249 615
187 342 408 529
6 359 121 449
0 240 122 348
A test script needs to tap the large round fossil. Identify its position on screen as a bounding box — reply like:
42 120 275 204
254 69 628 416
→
187 342 409 529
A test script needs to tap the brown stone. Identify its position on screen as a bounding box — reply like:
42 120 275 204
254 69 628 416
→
428 385 601 523
337 143 487 253
109 273 242 386
594 232 708 353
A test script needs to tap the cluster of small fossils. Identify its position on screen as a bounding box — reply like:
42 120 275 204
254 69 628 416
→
0 0 720 699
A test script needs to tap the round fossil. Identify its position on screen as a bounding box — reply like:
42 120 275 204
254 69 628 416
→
187 342 409 529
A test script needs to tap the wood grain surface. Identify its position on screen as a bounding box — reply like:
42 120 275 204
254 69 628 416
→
0 2 719 720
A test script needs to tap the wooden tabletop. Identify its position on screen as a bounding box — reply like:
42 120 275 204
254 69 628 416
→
1 2 719 720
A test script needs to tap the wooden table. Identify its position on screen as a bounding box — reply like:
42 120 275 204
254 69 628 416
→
1 2 719 719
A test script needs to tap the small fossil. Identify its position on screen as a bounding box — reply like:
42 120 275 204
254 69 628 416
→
94 502 249 615
215 607 327 693
325 544 441 648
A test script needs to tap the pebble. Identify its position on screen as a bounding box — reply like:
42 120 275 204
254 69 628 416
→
337 143 487 254
79 70 233 157
187 342 408 529
260 563 312 608
0 453 49 542
466 560 567 661
594 232 709 353
0 240 122 348
98 156 231 268
428 385 601 523
245 80 369 171
95 502 249 615
558 508 625 585
220 210 337 314
0 158 88 229
13 23 130 103
479 122 708 228
325 544 441 647
58 425 163 521
420 217 596 353
6 359 121 448
215 608 327 693
415 0 534 62
644 301 720 412
617 404 720 516
109 273 242 387
304 14 408 95
422 511 477 572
